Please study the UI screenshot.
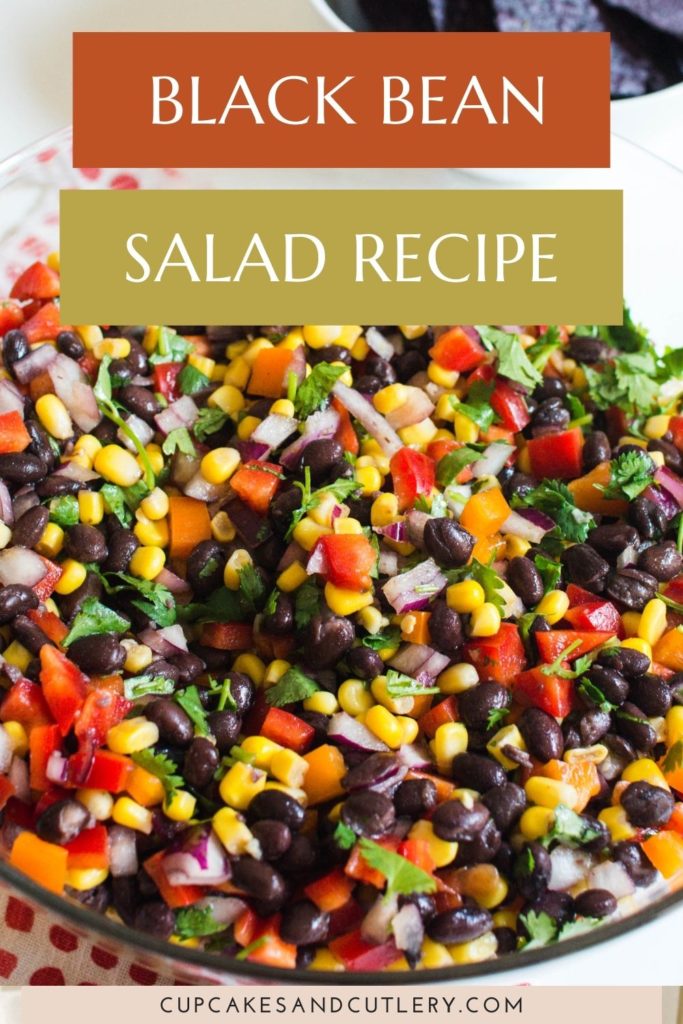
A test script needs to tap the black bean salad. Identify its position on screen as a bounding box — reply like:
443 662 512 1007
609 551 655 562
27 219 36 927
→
0 259 683 972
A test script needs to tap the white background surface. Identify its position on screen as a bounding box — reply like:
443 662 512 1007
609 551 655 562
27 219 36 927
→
0 0 681 987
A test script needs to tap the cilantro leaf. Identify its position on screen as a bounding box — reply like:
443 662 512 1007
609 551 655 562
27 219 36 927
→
238 563 266 612
451 383 497 432
576 676 617 714
63 597 129 647
663 739 683 773
358 838 437 900
557 917 602 941
476 326 542 391
385 670 440 698
131 748 184 798
598 305 650 354
293 362 347 419
265 666 319 707
148 327 193 366
175 685 209 736
162 427 197 457
436 445 484 488
48 495 79 527
447 558 506 616
287 468 359 540
486 706 510 731
515 480 595 543
519 910 557 950
360 627 401 651
540 804 602 849
174 905 226 939
123 674 176 700
534 553 562 595
193 407 228 442
178 364 210 396
178 587 249 625
600 450 654 501
540 639 582 678
235 936 268 961
584 351 661 415
100 483 132 526
333 821 357 850
114 572 176 627
294 580 321 629
526 325 562 370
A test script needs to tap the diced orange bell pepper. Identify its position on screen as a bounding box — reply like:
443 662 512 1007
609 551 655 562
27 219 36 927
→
460 488 511 538
653 629 683 673
64 824 110 870
418 695 459 739
668 803 683 836
10 832 68 894
540 759 600 812
568 462 628 517
344 836 400 888
144 850 206 908
303 867 354 912
471 533 505 564
641 830 683 880
200 622 254 651
126 765 165 806
248 346 296 398
401 610 431 645
168 495 212 560
230 461 282 516
331 397 359 456
302 743 345 805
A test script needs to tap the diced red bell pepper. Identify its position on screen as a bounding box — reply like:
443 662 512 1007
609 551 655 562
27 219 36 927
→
418 695 459 739
33 556 63 601
260 707 315 753
74 689 132 747
329 930 402 972
466 363 496 389
604 406 629 446
26 607 68 646
331 397 359 456
21 302 63 344
397 838 436 874
490 380 530 432
513 667 573 718
535 630 614 664
528 427 584 481
39 646 88 737
390 447 435 511
315 533 377 591
144 850 206 908
234 907 259 946
0 776 14 811
29 724 62 791
429 327 486 373
0 411 31 454
4 797 35 830
563 601 623 636
304 867 355 912
34 788 68 817
464 623 526 686
233 911 297 968
153 362 183 402
664 577 683 606
199 621 254 651
71 749 132 793
670 416 683 453
64 824 110 870
230 461 282 516
10 261 60 302
78 352 100 380
0 299 24 337
566 583 598 606
0 677 51 731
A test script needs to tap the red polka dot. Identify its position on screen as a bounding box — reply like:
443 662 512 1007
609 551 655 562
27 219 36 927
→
37 148 57 163
91 946 119 970
110 173 140 190
129 963 158 985
79 167 102 180
5 897 34 932
0 949 18 978
30 967 65 985
49 925 78 952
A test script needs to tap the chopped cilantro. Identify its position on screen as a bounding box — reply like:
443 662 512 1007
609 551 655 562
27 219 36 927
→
357 838 437 900
123 674 175 700
360 626 401 651
486 706 510 731
237 563 266 612
100 483 132 526
63 597 129 647
333 821 357 850
540 639 583 677
235 936 268 961
519 910 557 949
265 666 319 707
293 362 347 418
48 495 79 527
451 382 497 432
193 407 228 441
577 676 618 714
526 325 562 370
385 670 440 698
534 552 563 595
557 917 602 941
175 685 210 737
514 479 595 543
174 905 226 939
162 427 197 457
540 804 602 849
599 450 654 501
148 327 193 365
287 466 359 540
113 572 176 627
476 326 542 391
178 364 210 396
294 580 321 629
131 748 183 798
583 351 661 415
436 445 484 488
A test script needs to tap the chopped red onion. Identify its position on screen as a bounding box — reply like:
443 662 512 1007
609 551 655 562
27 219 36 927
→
332 381 403 457
48 355 100 432
45 750 69 785
162 826 231 886
155 567 192 595
328 712 389 753
517 506 556 533
194 896 247 927
389 643 449 683
365 327 396 361
139 625 187 656
0 379 25 418
183 471 231 502
406 509 430 548
251 413 298 451
643 484 679 520
500 510 548 544
108 825 140 877
392 902 424 960
118 414 154 452
617 544 639 569
0 726 13 774
588 860 634 899
418 650 451 682
54 461 99 483
382 557 446 613
397 742 433 770
155 395 199 435
655 466 683 509
361 893 399 944
12 343 58 383
280 407 340 470
8 756 29 803
471 442 515 479
0 481 14 526
236 440 271 463
0 547 47 587
378 547 399 576
374 521 408 543
386 387 435 430
306 541 327 576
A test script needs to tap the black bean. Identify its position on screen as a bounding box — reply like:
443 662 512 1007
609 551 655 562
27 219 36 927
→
573 889 617 920
248 790 305 832
125 338 149 374
231 858 286 907
183 738 220 790
307 344 352 366
427 600 464 656
615 702 657 752
579 708 612 746
568 335 608 363
427 906 492 945
24 420 56 470
343 752 398 791
519 707 564 761
3 329 30 369
604 568 658 610
0 452 45 484
514 841 553 900
262 592 294 635
280 901 330 945
69 634 126 675
649 438 683 474
532 398 570 433
627 674 672 717
108 359 135 387
186 540 225 597
597 646 651 680
452 752 507 791
12 614 51 655
301 438 344 484
588 522 639 557
621 780 675 828
562 544 610 592
394 778 437 819
68 883 110 914
355 374 382 394
432 799 490 841
145 699 194 746
423 518 475 568
67 523 108 563
365 353 397 385
276 834 316 875
393 349 425 382
507 556 544 607
533 377 566 402
304 614 354 669
119 385 162 425
586 665 629 707
133 901 175 939
36 799 91 844
221 672 255 716
524 891 574 927
346 646 383 680
207 710 241 752
456 818 503 867
628 495 665 541
502 471 536 502
341 791 395 838
482 782 527 833
55 570 102 623
638 541 682 582
493 927 517 954
458 683 511 731
398 892 436 921
270 488 302 538
173 651 205 686
613 840 658 887
56 330 85 360
92 418 117 444
104 529 139 574
251 820 292 861
0 584 38 624
11 505 49 548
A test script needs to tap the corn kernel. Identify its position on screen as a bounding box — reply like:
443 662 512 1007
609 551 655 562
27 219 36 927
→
142 443 164 476
35 394 73 440
47 251 60 272
271 749 309 788
211 510 236 543
408 819 458 868
209 384 245 416
666 706 683 747
309 949 344 972
428 362 459 388
438 663 479 695
303 325 342 348
93 337 131 361
219 762 267 810
599 804 637 842
621 757 669 790
447 580 485 614
506 535 531 559
519 806 555 841
419 938 453 969
3 640 31 672
374 384 408 415
76 788 114 821
457 864 509 909
232 653 266 685
620 637 652 668
224 357 251 390
535 589 570 625
637 598 668 648
164 790 197 822
644 414 671 440
54 559 87 595
303 691 339 715
621 611 642 638
66 867 110 890
76 324 104 350
270 398 295 417
263 659 291 687
112 796 153 834
123 642 154 674
430 721 468 771
224 549 252 590
338 678 374 717
371 675 413 715
237 414 260 440
309 492 340 527
134 513 169 548
355 465 382 495
129 545 166 580
276 561 308 592
324 583 373 616
525 776 578 810
107 717 159 755
370 493 399 527
35 522 64 558
487 725 526 770
397 715 419 744
140 487 170 521
365 704 403 749
201 447 241 485
357 605 386 634
434 393 457 423
400 325 427 340
94 444 142 487
292 516 331 551
188 352 215 378
492 910 518 930
213 807 260 857
453 410 480 443
78 490 104 526
3 721 28 757
564 744 608 766
449 931 497 965
399 419 438 448
469 602 501 638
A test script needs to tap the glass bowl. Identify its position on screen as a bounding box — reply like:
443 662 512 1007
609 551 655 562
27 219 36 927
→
0 126 682 985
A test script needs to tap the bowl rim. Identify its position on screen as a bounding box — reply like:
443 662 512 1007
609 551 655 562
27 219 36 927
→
0 122 683 983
